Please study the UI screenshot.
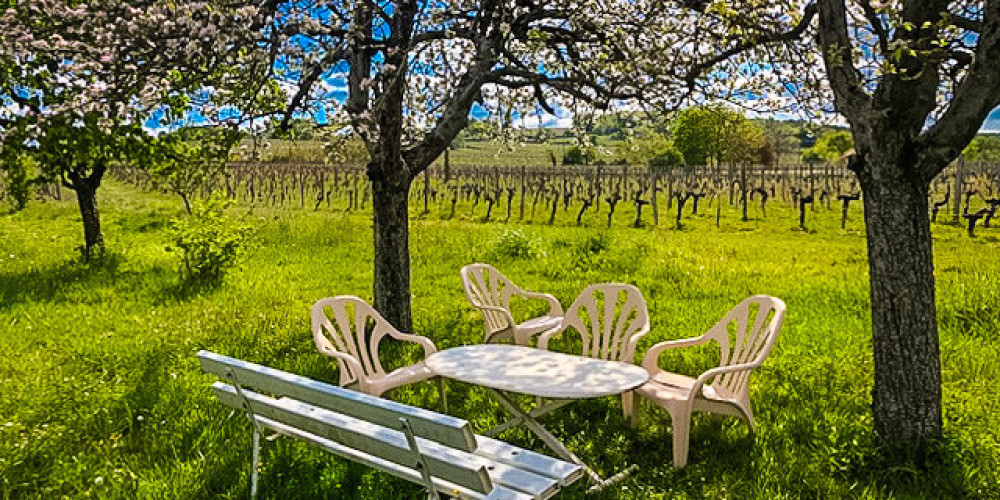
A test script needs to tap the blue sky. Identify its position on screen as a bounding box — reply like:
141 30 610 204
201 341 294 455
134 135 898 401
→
982 108 1000 133
145 75 1000 134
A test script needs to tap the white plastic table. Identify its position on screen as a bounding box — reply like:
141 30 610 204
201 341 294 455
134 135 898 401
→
426 344 649 490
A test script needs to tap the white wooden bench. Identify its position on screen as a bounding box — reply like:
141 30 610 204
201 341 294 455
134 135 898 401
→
198 351 584 500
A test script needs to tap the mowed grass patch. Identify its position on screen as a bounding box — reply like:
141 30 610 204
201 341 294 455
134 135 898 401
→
1 180 998 499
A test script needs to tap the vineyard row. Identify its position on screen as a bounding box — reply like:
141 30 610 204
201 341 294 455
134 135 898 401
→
106 160 1000 234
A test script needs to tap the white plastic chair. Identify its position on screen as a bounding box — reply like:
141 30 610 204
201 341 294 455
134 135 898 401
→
311 296 446 410
461 263 564 345
627 295 786 467
538 283 650 413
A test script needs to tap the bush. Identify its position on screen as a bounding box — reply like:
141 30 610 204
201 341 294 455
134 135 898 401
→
167 196 255 284
648 146 686 172
2 154 35 211
489 229 542 260
571 233 611 269
562 146 596 165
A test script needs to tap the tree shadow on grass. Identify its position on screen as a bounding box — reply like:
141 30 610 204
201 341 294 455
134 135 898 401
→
154 278 225 305
0 253 131 311
0 253 184 312
842 436 981 499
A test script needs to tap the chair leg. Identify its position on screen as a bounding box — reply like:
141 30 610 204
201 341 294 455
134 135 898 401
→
622 391 635 425
668 408 692 468
250 426 261 499
436 377 448 414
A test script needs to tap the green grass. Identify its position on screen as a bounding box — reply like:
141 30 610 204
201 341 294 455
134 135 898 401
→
448 140 572 166
1 181 999 499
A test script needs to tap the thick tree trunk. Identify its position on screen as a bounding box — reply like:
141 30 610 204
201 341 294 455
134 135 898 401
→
859 160 942 451
75 182 104 258
371 173 413 332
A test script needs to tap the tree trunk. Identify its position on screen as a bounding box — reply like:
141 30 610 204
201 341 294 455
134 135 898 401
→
859 160 942 451
75 182 104 258
180 192 192 215
371 173 413 332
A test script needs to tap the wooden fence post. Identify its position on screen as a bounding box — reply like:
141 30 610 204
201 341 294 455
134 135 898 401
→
953 154 965 223
651 171 659 225
423 166 430 214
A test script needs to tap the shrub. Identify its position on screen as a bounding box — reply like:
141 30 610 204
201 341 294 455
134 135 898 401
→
648 145 686 172
571 233 611 269
489 229 542 260
576 232 611 255
167 196 255 284
562 146 596 165
2 154 35 211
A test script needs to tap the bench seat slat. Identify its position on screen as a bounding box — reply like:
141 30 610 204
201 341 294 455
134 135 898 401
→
474 436 585 486
198 350 478 452
215 383 566 498
212 383 493 494
256 417 535 500
273 395 565 498
200 351 584 499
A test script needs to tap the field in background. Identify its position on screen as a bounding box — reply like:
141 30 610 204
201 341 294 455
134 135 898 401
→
1 181 999 499
259 139 584 166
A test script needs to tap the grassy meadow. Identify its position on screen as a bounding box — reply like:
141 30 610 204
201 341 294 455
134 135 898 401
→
1 180 999 499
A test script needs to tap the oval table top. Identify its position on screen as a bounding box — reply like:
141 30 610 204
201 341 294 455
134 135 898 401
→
426 344 649 399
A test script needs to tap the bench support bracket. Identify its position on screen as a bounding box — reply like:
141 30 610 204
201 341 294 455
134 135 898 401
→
400 418 441 500
226 369 264 500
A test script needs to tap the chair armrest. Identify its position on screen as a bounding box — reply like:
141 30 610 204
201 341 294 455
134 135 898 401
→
694 362 758 386
515 290 564 317
472 304 517 330
686 362 759 400
622 325 651 364
640 335 712 372
390 331 439 358
536 324 566 351
316 348 368 389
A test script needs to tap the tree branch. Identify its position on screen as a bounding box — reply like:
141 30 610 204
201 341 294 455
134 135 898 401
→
684 2 819 90
816 0 872 126
279 46 349 131
917 2 1000 181
949 15 983 33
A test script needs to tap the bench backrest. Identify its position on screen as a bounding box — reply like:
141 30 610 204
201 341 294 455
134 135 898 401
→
197 350 494 495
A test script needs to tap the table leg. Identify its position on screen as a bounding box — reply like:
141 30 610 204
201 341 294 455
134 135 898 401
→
486 389 637 490
483 398 573 437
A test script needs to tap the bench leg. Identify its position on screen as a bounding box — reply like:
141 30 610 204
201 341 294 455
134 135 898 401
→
251 426 261 500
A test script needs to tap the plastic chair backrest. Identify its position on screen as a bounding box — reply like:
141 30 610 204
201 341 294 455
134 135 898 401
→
703 295 786 398
311 296 398 387
561 284 649 362
461 264 517 332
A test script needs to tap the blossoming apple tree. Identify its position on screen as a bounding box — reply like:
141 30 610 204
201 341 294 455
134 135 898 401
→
247 0 672 331
638 0 1000 454
0 1 274 256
